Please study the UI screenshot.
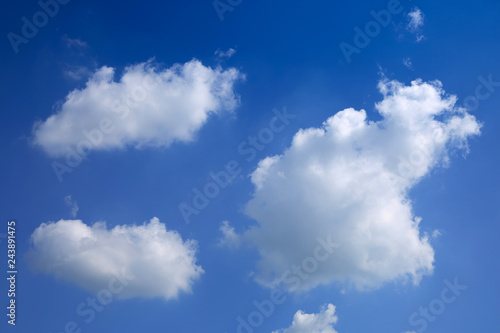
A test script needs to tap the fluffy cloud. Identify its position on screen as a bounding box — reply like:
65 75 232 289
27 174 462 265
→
33 59 242 156
27 217 203 300
244 79 481 291
272 304 339 333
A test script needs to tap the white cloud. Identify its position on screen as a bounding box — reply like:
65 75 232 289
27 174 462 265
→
33 59 243 156
218 221 241 249
64 195 79 218
272 304 339 333
215 48 237 59
27 217 203 300
244 79 481 291
407 7 425 42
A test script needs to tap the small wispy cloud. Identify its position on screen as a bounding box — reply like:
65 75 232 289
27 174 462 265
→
215 48 236 59
403 57 413 70
63 35 89 49
217 221 241 249
63 65 93 81
60 36 94 81
407 7 425 42
64 195 79 218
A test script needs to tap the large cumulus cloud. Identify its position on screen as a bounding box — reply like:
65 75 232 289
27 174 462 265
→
244 79 481 291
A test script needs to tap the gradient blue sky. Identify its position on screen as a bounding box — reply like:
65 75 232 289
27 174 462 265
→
1 0 499 332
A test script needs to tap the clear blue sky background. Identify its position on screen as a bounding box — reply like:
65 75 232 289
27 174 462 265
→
1 0 499 332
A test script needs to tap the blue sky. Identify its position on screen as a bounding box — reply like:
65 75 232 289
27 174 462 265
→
1 0 499 332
